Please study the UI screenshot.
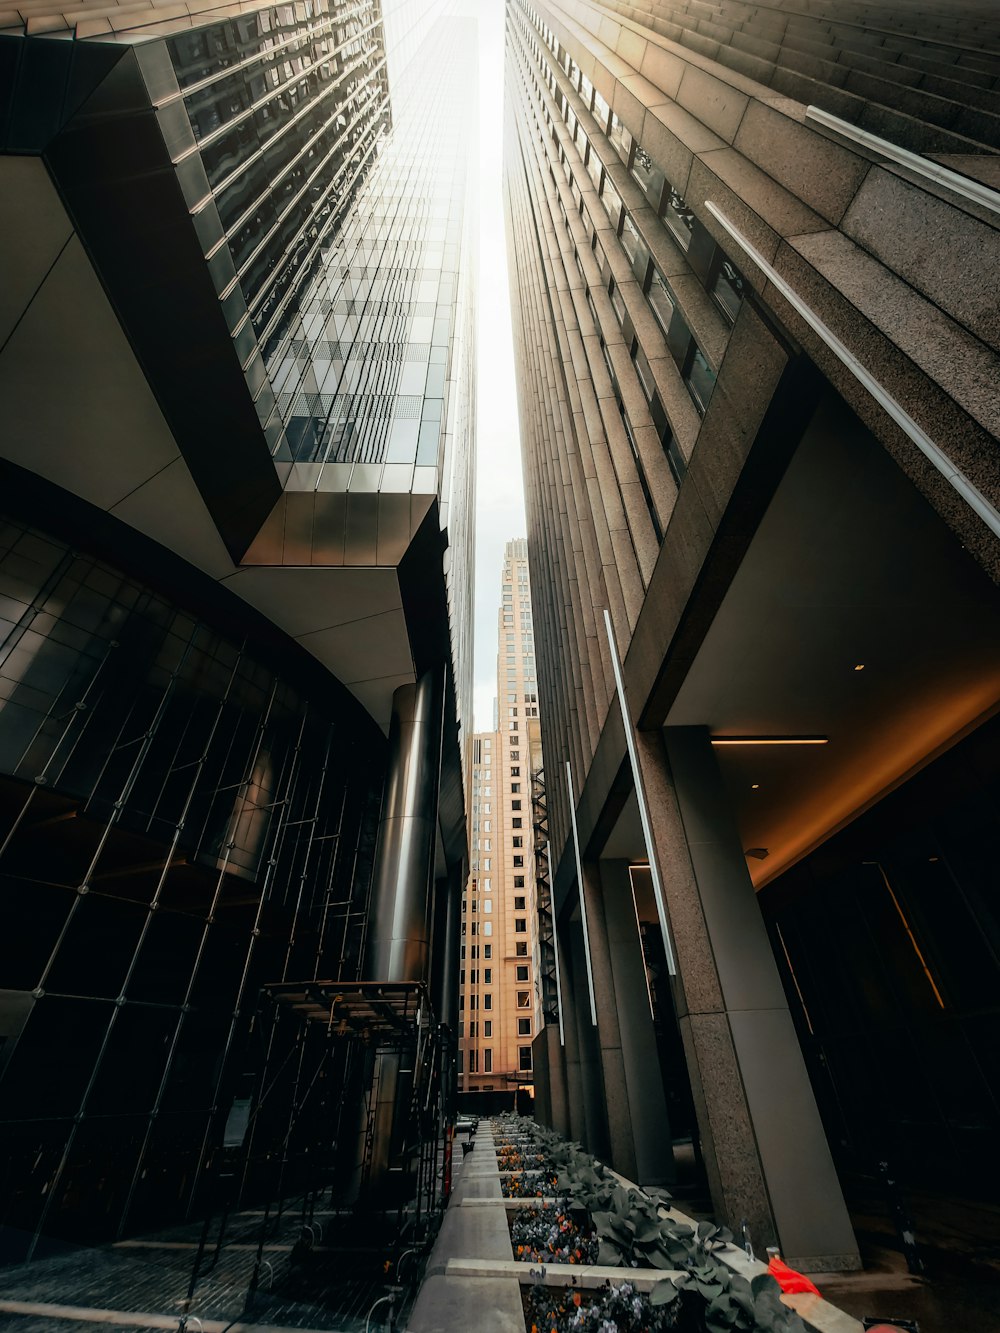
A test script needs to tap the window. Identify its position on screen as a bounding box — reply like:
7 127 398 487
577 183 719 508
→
469 1050 478 1073
684 344 717 415
483 899 492 912
484 968 493 984
708 250 746 324
514 875 525 888
509 721 518 731
512 818 523 829
470 945 479 959
631 145 664 207
458 1050 464 1074
646 262 674 338
484 1020 493 1037
518 1018 532 1036
483 993 493 1010
484 1048 493 1073
512 800 522 810
664 186 695 251
515 917 527 933
517 992 531 1009
514 896 526 910
511 767 520 777
469 995 478 1010
516 941 528 957
599 93 625 146
513 856 524 868
511 782 521 793
484 944 492 959
483 920 493 936
469 969 478 984
468 1021 477 1037
510 750 520 760
516 964 530 981
460 969 465 985
512 836 523 848
519 1046 533 1072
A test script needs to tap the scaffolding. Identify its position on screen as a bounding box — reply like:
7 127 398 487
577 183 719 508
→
178 980 454 1330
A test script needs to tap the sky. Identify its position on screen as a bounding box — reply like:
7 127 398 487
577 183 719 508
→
474 0 527 730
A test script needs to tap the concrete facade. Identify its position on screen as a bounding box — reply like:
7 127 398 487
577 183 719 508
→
504 0 1000 1273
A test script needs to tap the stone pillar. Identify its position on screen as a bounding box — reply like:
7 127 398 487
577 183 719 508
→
568 919 611 1161
543 1019 569 1136
555 911 587 1145
641 725 859 1271
600 858 676 1186
579 861 639 1181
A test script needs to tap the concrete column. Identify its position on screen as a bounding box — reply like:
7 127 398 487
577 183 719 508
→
600 859 676 1186
531 1031 552 1127
555 912 587 1144
643 725 859 1271
543 1020 569 1136
579 861 638 1180
568 920 611 1161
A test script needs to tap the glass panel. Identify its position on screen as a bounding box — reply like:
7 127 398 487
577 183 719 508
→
646 263 675 337
664 186 695 251
630 145 664 206
685 345 717 415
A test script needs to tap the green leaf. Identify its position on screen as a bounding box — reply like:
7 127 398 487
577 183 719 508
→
596 1239 622 1266
649 1279 680 1307
647 1246 678 1269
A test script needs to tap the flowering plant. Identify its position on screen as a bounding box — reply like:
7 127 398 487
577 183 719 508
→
511 1202 600 1265
523 1279 679 1332
503 1170 559 1198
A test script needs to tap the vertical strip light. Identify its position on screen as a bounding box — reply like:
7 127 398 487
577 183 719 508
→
547 840 566 1046
565 759 598 1025
603 608 677 975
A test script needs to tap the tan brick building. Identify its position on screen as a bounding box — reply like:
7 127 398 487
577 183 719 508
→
459 540 544 1094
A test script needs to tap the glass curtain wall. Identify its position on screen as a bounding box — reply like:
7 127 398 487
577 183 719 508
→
0 518 383 1259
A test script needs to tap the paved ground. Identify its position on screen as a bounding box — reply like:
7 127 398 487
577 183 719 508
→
815 1178 1000 1332
0 1206 418 1333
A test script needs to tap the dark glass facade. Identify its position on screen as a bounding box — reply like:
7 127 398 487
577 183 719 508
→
0 516 383 1258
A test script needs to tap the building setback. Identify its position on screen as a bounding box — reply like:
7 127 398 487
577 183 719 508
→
0 0 476 1258
504 0 1000 1274
460 539 543 1097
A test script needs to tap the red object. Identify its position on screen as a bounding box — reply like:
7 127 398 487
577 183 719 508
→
767 1257 821 1296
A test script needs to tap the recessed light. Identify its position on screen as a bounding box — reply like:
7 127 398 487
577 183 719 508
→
751 783 760 790
854 663 865 671
711 736 828 746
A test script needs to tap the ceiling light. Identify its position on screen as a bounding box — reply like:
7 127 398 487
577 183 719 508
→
751 783 760 790
854 663 865 671
710 736 828 746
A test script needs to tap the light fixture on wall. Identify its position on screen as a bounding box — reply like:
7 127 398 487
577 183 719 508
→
711 735 828 746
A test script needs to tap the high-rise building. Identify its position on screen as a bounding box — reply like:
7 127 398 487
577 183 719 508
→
504 0 1000 1273
0 0 476 1259
459 540 544 1098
